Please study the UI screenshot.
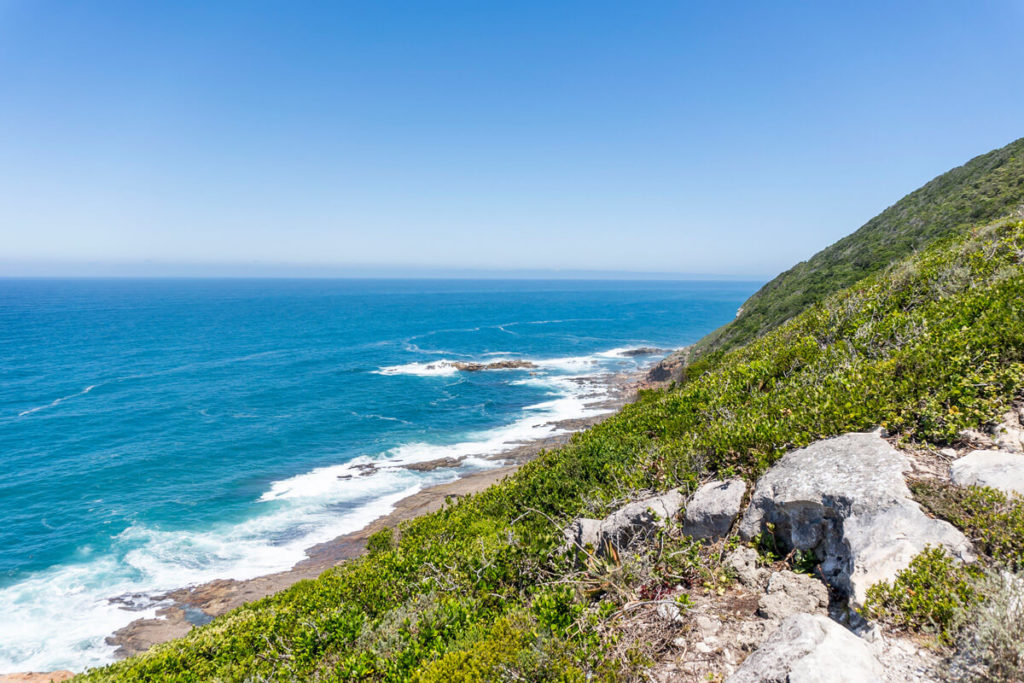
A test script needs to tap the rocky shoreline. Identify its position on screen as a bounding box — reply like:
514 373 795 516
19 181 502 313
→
101 360 667 660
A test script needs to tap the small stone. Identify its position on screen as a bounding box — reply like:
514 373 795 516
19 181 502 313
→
757 571 829 621
657 601 685 623
724 547 767 589
938 448 957 458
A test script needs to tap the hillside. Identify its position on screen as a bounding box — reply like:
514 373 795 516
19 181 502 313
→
696 137 1024 356
78 213 1024 676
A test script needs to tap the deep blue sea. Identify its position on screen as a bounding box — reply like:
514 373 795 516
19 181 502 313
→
0 278 756 672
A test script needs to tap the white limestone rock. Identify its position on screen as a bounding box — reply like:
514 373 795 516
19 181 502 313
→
739 431 973 604
562 488 684 553
683 478 747 540
724 546 767 589
950 450 1024 496
726 613 884 683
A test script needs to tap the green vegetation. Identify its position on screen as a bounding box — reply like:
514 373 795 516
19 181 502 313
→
863 546 983 646
79 204 1024 679
867 486 1024 677
698 136 1024 356
912 481 1024 569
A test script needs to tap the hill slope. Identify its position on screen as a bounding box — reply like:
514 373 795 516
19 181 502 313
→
79 209 1024 679
698 137 1024 355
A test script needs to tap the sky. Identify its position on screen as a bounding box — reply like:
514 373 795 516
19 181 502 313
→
1 1 1023 278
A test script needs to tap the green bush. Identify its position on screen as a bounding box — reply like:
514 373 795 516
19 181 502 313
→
863 546 983 645
911 481 1024 569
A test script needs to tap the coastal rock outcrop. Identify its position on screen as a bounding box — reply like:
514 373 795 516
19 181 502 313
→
682 478 746 540
620 347 667 357
563 488 684 553
725 613 884 683
738 431 973 604
451 360 537 372
950 450 1024 496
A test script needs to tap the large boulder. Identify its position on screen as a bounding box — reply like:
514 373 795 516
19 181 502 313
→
726 613 883 683
563 488 684 553
950 450 1024 496
739 431 972 604
683 478 747 540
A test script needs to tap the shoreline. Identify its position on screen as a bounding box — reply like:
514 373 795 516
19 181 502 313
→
104 359 673 660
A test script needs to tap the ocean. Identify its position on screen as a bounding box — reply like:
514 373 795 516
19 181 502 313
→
0 278 756 672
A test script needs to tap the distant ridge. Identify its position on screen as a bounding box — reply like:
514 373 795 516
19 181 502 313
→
697 136 1024 355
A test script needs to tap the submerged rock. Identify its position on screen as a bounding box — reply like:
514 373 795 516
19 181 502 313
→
950 450 1024 496
739 431 972 604
726 613 883 683
683 478 747 540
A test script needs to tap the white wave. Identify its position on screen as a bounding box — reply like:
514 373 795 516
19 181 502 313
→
0 475 432 674
17 385 97 417
1 343 634 673
374 360 462 376
377 353 608 377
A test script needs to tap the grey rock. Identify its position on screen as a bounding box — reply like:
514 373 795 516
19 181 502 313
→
992 407 1024 453
724 547 767 589
938 448 958 459
562 518 603 551
726 613 884 683
602 488 685 549
950 450 1024 496
683 478 747 540
739 432 973 604
562 488 684 554
757 571 829 621
959 428 995 449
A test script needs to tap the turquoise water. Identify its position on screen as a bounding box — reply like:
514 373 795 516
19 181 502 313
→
0 278 756 672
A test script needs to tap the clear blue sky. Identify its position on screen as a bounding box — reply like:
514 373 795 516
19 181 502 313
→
1 1 1023 277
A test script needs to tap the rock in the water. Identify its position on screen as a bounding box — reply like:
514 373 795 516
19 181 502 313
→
726 613 883 683
739 431 973 604
683 478 747 540
563 489 684 553
950 450 1024 496
757 571 829 621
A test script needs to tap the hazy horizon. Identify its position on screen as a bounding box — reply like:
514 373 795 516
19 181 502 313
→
2 2 1023 278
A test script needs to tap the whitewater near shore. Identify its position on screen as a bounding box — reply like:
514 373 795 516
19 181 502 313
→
0 278 753 674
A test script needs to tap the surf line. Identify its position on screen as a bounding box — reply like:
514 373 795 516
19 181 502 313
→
18 384 98 417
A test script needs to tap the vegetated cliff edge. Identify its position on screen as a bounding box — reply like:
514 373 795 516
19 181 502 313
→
696 136 1024 357
75 141 1024 681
